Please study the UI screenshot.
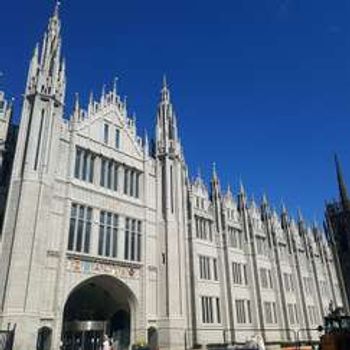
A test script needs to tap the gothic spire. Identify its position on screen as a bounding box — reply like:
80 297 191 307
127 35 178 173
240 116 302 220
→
156 76 179 155
161 74 170 103
212 162 218 182
210 162 221 199
335 154 350 211
239 179 245 196
297 208 304 223
262 193 268 206
281 200 287 215
72 92 80 123
25 1 65 103
54 0 61 19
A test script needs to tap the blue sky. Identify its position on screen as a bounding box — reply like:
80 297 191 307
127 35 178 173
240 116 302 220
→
1 0 349 223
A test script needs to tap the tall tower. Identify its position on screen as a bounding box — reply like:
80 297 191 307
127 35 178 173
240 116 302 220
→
0 3 66 349
155 77 188 349
325 155 350 312
0 90 13 170
335 154 350 213
0 90 16 234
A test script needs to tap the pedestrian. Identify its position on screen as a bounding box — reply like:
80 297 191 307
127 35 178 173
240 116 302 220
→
103 334 111 350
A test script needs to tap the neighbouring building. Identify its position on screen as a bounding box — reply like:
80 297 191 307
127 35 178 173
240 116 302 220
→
325 155 350 314
0 4 346 350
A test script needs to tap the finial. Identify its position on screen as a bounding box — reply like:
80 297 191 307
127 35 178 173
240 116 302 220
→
123 95 128 111
54 0 61 18
160 75 170 102
239 178 245 195
227 184 232 196
113 76 118 99
89 91 94 105
281 199 287 214
163 74 168 89
101 84 106 104
251 194 257 208
72 92 80 122
88 91 94 114
297 208 304 223
197 167 202 180
262 193 268 206
74 92 79 111
144 129 149 156
212 162 218 180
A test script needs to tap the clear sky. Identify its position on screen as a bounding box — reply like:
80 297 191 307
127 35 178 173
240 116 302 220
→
1 0 349 223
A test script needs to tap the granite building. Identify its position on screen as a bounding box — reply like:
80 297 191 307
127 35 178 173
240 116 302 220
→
0 5 345 350
325 156 350 314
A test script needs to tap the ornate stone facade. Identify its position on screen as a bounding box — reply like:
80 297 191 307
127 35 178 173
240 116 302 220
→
0 5 345 350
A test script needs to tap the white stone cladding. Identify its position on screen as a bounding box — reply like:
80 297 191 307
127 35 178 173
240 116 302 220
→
0 5 345 350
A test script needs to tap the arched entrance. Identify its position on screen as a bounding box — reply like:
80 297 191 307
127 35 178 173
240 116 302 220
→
62 275 136 350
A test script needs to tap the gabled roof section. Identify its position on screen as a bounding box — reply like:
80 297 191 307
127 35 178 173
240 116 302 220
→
68 82 147 158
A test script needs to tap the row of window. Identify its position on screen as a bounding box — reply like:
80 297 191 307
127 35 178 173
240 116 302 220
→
228 227 243 250
307 305 319 325
319 280 329 297
256 236 269 256
264 301 278 324
103 123 120 149
283 273 295 293
201 296 221 324
279 244 289 259
75 147 141 199
287 303 299 325
195 196 206 210
68 203 142 262
98 211 119 258
260 268 273 289
195 216 214 241
232 262 248 286
75 148 95 183
199 256 218 281
68 204 92 254
124 218 142 262
236 299 252 324
227 208 237 221
303 276 314 295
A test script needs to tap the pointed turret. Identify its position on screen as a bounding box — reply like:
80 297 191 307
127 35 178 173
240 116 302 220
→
251 195 257 210
144 130 149 158
281 200 287 215
155 76 180 157
72 93 80 123
112 77 118 102
280 200 288 226
226 184 233 198
335 154 350 212
100 84 106 105
237 179 247 211
25 1 65 104
262 193 268 207
211 162 221 198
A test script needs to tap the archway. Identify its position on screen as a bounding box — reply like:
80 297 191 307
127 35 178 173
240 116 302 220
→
62 275 136 350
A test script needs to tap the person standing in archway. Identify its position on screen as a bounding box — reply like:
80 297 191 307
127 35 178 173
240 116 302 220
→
102 335 111 350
